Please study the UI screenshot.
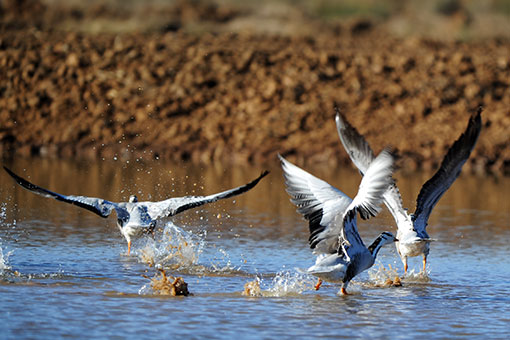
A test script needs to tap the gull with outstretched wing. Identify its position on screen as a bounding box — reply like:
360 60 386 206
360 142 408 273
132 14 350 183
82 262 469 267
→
4 166 269 255
280 148 397 295
335 108 482 274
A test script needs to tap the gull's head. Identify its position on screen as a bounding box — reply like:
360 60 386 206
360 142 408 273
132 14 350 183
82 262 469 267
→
379 231 398 245
129 194 138 203
368 231 397 257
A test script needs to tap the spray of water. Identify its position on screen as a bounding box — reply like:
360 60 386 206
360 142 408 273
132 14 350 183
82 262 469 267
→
0 244 9 273
366 262 431 290
401 268 431 283
137 222 206 271
367 263 403 287
135 218 251 277
243 270 317 297
0 203 12 273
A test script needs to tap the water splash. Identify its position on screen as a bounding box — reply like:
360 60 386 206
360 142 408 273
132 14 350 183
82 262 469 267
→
401 268 431 283
135 219 251 276
368 262 430 287
208 247 240 274
0 244 10 273
367 263 403 287
137 222 205 271
243 277 263 296
243 270 317 297
0 203 12 273
268 270 316 296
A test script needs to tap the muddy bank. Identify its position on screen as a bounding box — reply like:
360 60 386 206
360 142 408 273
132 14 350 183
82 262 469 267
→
1 2 509 174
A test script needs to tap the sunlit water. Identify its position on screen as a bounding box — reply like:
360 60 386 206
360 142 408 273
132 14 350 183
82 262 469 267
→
1 158 509 338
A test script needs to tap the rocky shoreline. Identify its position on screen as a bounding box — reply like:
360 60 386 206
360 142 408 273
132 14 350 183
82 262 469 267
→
1 1 509 174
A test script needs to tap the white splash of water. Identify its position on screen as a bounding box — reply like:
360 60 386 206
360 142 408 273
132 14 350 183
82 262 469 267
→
208 247 240 273
401 268 431 283
367 263 402 286
137 222 206 271
0 202 17 230
267 270 316 296
0 244 10 272
0 203 12 273
0 204 5 220
138 281 153 295
243 270 317 297
368 261 431 286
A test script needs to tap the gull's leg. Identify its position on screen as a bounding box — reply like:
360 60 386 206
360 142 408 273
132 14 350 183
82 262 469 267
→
314 278 323 291
422 255 427 272
127 240 132 255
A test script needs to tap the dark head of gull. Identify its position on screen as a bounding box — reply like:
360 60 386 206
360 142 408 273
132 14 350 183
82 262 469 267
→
368 231 398 257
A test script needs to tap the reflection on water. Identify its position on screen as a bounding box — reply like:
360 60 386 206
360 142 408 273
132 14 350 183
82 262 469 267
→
1 158 510 338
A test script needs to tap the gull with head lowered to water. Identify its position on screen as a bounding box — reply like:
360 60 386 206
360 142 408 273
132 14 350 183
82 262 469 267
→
4 166 268 255
335 108 482 274
280 147 397 295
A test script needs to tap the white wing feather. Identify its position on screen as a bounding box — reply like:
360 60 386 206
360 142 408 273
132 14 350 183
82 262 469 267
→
279 154 352 254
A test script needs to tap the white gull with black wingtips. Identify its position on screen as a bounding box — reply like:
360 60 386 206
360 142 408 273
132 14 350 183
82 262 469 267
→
335 108 482 274
279 148 397 295
4 167 269 255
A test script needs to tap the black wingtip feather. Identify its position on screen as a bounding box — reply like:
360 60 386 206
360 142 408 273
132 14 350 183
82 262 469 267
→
412 111 482 221
358 208 375 220
173 170 269 216
4 166 38 191
4 166 114 218
307 208 326 249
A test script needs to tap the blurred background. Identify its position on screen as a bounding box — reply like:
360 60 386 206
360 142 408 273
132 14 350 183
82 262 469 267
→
4 0 510 38
1 0 509 173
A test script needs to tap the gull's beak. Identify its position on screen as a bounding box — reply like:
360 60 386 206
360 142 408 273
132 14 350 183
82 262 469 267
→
394 238 399 242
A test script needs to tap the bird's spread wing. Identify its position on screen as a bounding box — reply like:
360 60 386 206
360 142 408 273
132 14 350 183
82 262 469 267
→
335 111 411 231
335 110 374 175
279 154 352 254
341 149 395 248
348 148 395 220
145 171 269 219
412 109 482 232
3 166 122 219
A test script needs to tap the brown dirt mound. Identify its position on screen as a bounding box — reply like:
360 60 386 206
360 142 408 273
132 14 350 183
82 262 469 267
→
1 1 509 174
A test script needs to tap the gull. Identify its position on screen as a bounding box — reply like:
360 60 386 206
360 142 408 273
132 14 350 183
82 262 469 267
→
279 148 397 295
335 108 482 274
4 166 269 255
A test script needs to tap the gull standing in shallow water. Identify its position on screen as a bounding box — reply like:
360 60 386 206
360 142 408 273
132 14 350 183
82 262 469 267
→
4 166 269 255
279 148 397 295
335 108 482 274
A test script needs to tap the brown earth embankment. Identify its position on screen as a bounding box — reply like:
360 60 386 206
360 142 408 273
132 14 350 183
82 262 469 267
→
1 1 509 174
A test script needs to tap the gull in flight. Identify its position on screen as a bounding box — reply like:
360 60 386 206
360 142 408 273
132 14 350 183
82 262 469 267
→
335 108 482 274
4 166 269 255
280 148 397 295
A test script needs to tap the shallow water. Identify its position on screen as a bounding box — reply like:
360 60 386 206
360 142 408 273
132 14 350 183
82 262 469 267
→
1 158 509 339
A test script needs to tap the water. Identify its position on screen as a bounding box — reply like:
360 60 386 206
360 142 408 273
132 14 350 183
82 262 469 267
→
1 158 509 339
